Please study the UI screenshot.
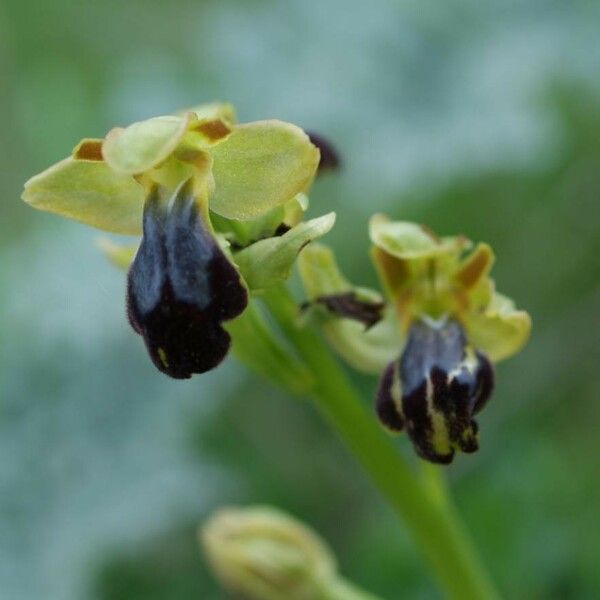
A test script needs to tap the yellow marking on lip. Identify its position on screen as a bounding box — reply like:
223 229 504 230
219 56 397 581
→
157 348 169 368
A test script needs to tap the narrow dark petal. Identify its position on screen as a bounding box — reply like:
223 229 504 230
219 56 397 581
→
396 319 494 464
127 181 248 379
375 361 404 432
312 292 384 329
306 131 341 173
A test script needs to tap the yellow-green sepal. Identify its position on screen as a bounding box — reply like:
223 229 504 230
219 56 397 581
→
181 102 237 125
233 213 335 291
455 242 495 290
369 214 468 260
210 121 320 220
102 114 191 175
298 244 401 374
464 292 532 362
22 156 145 235
97 238 138 270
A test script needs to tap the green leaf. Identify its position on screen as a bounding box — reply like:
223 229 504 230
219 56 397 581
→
102 115 190 175
234 213 336 290
22 157 145 234
210 121 320 220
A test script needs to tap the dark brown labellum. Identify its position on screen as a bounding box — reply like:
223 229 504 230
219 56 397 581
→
375 319 494 464
127 180 248 379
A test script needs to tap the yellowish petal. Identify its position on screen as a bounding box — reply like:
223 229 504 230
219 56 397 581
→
102 114 191 175
454 242 495 290
181 102 237 125
97 238 138 270
466 296 532 362
369 214 468 260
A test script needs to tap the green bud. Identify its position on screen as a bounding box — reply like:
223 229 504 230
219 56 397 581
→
201 506 337 600
234 213 336 291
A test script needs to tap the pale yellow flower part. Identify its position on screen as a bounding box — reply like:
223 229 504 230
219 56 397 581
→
465 292 532 362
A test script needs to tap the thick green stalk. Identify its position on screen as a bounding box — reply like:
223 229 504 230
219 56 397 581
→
323 576 385 600
262 285 499 600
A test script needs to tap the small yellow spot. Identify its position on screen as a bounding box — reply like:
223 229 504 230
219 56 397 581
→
157 348 169 368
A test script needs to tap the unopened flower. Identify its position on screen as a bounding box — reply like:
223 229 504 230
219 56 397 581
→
299 217 531 464
201 506 337 600
22 103 336 378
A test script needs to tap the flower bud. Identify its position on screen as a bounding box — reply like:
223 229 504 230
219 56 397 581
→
201 506 337 600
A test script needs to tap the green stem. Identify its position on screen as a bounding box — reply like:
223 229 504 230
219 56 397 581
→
262 285 499 600
322 576 385 600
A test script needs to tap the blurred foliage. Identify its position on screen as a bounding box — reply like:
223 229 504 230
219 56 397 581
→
1 0 599 599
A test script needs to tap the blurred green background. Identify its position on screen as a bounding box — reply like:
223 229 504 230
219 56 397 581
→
1 1 599 598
